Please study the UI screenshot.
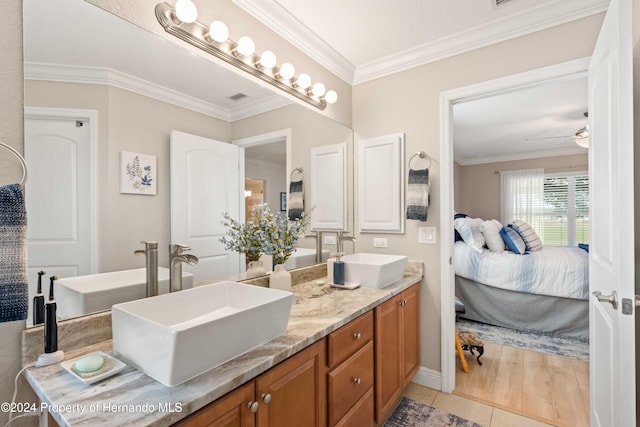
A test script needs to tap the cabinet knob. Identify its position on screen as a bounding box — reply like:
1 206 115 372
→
261 393 272 404
353 377 362 385
353 332 362 340
248 401 259 413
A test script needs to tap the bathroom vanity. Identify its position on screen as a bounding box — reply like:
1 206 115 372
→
23 263 422 426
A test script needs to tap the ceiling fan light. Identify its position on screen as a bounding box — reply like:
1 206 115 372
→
575 138 589 148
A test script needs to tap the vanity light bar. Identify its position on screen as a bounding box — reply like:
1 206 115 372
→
155 2 336 110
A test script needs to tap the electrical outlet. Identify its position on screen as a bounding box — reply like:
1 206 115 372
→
418 227 437 244
324 235 337 245
373 238 388 248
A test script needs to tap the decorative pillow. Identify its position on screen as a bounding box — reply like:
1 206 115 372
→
511 219 543 251
479 220 505 252
500 226 527 254
454 217 485 253
453 213 468 242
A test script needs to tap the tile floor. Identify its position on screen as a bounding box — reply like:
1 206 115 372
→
403 383 554 427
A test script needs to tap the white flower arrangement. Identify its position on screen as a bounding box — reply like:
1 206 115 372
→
220 204 311 265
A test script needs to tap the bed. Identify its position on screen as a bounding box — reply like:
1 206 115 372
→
454 240 589 340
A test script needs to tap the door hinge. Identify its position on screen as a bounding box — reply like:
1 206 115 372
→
449 256 452 265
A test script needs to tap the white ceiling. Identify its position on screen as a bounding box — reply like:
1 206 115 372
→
25 0 605 162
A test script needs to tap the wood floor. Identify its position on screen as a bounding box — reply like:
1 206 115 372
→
455 342 589 427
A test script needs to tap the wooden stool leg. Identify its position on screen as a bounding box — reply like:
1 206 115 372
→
455 329 469 373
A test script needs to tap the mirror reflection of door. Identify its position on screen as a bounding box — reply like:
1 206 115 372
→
245 178 265 219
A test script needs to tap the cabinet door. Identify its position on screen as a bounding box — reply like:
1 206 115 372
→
374 294 402 422
175 382 256 427
401 285 420 388
256 340 327 427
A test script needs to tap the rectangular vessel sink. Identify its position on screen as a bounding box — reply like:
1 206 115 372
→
284 248 330 269
111 281 293 387
341 253 408 289
56 268 193 320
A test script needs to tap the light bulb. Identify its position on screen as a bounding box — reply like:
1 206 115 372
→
296 73 311 89
311 82 326 97
236 37 255 56
208 20 228 43
175 0 197 23
259 50 277 69
324 90 338 104
278 63 295 80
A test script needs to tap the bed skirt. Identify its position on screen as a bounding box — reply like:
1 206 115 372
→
455 275 588 340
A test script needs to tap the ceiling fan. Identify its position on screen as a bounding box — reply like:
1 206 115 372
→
525 112 589 148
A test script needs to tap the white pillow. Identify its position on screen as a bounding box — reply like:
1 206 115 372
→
454 217 485 253
479 220 505 252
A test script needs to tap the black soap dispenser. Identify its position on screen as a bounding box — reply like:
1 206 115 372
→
32 270 46 325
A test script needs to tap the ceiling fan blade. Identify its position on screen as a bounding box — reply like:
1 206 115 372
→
525 135 574 141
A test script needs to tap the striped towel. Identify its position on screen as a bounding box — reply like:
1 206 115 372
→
406 168 430 222
288 179 304 220
0 184 28 322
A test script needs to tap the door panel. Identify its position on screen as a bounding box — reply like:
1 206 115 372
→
170 131 241 282
588 0 635 424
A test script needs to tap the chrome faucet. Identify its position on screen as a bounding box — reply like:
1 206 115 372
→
134 241 159 297
304 230 324 263
170 244 199 293
337 232 356 253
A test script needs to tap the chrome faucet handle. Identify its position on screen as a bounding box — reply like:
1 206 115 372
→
170 243 191 254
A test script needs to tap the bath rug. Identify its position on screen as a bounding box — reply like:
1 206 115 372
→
384 397 483 427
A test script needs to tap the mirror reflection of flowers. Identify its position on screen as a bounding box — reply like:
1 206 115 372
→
220 204 311 265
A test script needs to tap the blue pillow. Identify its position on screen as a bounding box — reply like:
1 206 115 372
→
500 226 527 255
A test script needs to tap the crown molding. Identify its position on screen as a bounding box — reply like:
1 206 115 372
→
232 0 355 84
455 145 588 166
354 0 608 84
234 0 606 86
24 62 290 122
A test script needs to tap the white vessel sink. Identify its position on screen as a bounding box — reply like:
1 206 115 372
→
55 268 193 320
284 248 330 269
111 281 293 387
341 253 408 289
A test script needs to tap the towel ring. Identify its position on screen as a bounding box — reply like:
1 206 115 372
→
0 142 28 185
409 151 431 170
290 167 304 181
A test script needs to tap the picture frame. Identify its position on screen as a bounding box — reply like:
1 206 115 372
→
120 151 157 195
280 192 287 211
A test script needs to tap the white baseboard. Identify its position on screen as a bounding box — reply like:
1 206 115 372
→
410 366 442 391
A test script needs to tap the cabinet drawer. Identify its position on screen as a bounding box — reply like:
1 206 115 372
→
328 341 374 426
327 311 373 368
334 387 374 427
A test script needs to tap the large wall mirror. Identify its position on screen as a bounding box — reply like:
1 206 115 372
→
23 0 353 325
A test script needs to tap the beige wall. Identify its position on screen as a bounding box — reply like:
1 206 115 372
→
353 13 604 374
455 153 588 220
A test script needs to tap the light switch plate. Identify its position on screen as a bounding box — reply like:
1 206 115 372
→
419 227 437 244
324 235 337 245
373 238 388 248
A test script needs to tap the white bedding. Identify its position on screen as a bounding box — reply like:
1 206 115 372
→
454 241 589 300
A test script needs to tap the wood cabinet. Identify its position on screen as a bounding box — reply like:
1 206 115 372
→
176 340 326 427
374 284 420 422
327 311 375 426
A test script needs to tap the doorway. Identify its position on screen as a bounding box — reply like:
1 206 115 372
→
440 58 591 423
245 178 266 219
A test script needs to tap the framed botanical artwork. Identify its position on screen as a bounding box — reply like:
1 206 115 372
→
120 151 157 195
280 192 287 211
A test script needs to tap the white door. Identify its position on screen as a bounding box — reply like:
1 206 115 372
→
588 0 635 424
170 131 242 282
25 113 95 319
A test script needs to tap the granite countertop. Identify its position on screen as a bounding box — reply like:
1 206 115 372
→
25 273 422 427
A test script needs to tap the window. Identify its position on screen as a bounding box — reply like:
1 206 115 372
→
542 174 589 245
